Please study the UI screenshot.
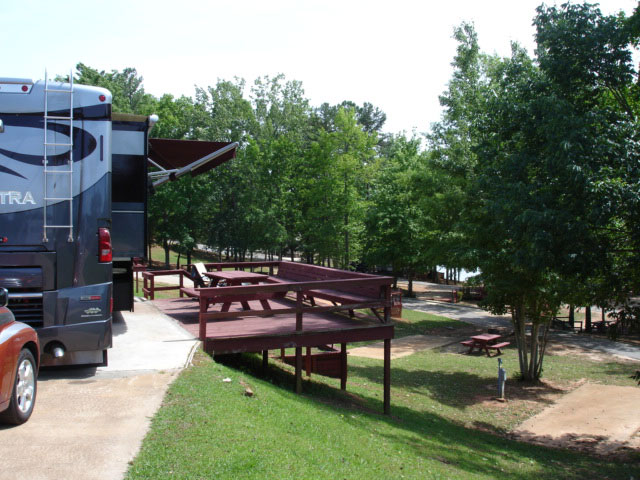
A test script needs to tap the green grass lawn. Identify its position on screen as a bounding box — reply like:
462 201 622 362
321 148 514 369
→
393 308 468 337
149 246 216 267
133 279 182 300
125 309 639 479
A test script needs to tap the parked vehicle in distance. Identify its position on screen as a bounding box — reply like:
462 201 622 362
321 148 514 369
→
0 287 39 424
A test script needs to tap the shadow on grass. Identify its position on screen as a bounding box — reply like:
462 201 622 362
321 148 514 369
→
348 363 564 409
601 363 640 378
205 352 634 479
393 316 473 338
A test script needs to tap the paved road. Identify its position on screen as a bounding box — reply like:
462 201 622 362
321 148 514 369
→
0 301 198 480
552 332 640 361
403 298 511 328
403 298 640 362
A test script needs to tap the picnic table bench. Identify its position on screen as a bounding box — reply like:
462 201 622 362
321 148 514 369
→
270 261 387 319
461 334 510 356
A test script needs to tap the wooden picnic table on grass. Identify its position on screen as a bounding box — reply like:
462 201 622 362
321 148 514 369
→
460 333 510 356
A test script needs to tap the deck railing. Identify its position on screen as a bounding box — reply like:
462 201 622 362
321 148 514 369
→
185 261 279 275
187 277 393 341
142 269 191 300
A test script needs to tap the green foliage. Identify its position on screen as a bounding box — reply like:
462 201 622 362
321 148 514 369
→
76 0 639 342
457 3 640 379
75 63 154 114
363 134 423 285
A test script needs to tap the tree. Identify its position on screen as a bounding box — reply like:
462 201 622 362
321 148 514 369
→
310 107 377 268
535 2 640 327
74 63 154 113
363 134 423 292
424 22 490 283
465 2 639 380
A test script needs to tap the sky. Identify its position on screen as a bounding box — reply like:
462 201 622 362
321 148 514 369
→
1 0 637 134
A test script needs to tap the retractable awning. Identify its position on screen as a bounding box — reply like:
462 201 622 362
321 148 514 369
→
147 138 238 187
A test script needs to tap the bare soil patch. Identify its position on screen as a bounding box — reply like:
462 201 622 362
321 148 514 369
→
349 335 462 359
513 383 640 455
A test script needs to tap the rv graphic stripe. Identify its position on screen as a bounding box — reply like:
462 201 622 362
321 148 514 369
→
0 104 110 121
0 121 97 166
0 164 26 179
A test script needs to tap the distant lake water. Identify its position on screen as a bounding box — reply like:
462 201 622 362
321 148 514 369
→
437 267 480 282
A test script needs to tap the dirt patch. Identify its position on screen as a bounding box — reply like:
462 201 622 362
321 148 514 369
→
513 383 640 455
349 335 462 359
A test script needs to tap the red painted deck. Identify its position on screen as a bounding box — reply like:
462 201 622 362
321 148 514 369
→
148 261 394 414
153 297 393 353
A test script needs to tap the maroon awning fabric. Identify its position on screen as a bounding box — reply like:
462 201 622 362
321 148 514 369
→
148 138 237 176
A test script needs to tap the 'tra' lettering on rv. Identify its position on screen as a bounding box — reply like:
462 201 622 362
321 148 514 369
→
0 191 36 205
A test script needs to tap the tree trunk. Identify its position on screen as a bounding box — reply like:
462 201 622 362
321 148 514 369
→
529 323 539 380
407 272 413 298
511 304 529 380
585 306 592 333
536 322 550 378
569 304 575 330
344 214 350 269
163 240 170 269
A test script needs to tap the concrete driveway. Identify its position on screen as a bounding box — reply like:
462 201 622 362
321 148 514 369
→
0 300 198 480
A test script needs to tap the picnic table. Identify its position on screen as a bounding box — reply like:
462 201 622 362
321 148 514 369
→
460 334 510 356
203 271 271 311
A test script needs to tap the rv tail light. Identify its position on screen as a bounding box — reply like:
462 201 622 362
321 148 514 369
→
99 94 106 102
110 297 113 314
98 228 112 263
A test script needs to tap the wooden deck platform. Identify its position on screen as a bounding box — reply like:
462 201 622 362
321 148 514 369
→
153 295 393 413
154 297 393 352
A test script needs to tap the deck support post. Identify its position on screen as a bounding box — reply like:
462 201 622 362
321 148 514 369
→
383 285 391 323
296 291 303 331
305 347 312 377
340 343 347 390
295 346 303 394
198 298 207 341
262 350 269 369
383 338 391 415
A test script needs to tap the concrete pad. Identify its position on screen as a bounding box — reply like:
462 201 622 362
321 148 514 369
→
99 300 198 374
514 383 640 453
349 335 459 359
0 372 174 480
0 299 200 480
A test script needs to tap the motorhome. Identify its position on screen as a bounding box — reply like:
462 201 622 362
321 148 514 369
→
0 75 236 366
